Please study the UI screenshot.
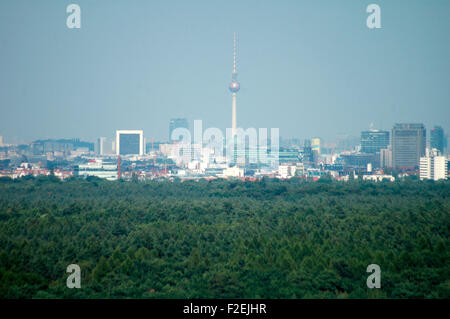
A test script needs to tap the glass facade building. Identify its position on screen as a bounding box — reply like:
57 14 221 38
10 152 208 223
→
361 130 389 154
392 123 426 168
116 130 144 155
119 134 140 155
430 126 444 154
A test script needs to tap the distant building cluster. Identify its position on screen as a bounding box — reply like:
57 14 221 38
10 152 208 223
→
1 33 447 183
0 122 448 182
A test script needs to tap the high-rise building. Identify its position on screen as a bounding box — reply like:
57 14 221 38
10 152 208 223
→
311 138 321 153
311 138 321 163
420 150 448 181
96 137 106 155
302 140 314 163
361 130 389 154
229 32 240 137
430 126 444 155
116 130 144 156
169 118 189 141
380 146 393 168
392 123 426 168
0 136 3 146
446 134 449 156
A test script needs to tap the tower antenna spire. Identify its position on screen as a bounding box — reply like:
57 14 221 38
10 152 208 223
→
229 32 240 138
233 32 237 74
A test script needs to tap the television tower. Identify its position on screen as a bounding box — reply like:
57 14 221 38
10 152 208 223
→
229 32 240 137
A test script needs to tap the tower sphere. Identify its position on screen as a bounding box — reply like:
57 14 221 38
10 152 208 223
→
229 80 240 93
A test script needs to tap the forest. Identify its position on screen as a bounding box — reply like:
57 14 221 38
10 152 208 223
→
0 176 448 298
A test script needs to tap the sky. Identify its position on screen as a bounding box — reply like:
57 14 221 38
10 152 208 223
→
0 0 449 144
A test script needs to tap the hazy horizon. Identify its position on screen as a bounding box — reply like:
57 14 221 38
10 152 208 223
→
1 0 449 144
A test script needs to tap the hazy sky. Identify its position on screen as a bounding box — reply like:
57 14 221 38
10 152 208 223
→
0 0 449 143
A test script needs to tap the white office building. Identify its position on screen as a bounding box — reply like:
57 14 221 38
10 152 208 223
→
221 166 244 178
76 160 118 180
278 165 297 178
363 174 395 182
116 130 144 156
420 150 448 181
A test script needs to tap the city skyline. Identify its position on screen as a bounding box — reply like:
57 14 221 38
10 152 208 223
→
0 1 449 144
1 1 449 305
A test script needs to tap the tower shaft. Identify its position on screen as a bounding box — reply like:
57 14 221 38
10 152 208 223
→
232 93 237 137
228 32 240 138
232 33 236 137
